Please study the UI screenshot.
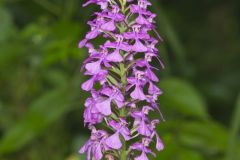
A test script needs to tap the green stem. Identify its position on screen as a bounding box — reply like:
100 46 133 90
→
118 1 128 160
120 140 127 160
119 62 128 159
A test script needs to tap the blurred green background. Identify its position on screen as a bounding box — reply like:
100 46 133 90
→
0 0 240 159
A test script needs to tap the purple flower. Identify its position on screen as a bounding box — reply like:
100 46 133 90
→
83 0 109 9
105 119 130 149
79 14 106 47
130 0 153 25
81 70 107 91
131 106 153 136
104 35 131 62
127 70 146 100
124 25 150 52
95 86 124 116
83 92 104 125
83 47 113 74
150 120 164 151
79 0 165 159
135 58 159 82
80 127 109 160
131 138 156 160
101 5 124 31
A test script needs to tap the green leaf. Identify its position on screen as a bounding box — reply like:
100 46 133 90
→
0 85 76 154
159 78 208 119
119 63 125 75
225 94 240 160
111 66 121 75
178 149 204 160
154 133 204 160
154 134 178 159
0 6 14 43
151 2 188 74
107 75 119 86
179 120 228 153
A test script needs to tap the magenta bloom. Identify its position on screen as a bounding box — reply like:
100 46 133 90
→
105 119 130 149
79 0 165 159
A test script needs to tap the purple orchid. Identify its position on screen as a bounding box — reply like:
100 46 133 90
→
79 14 107 47
79 0 165 159
124 25 150 52
83 0 109 9
101 5 124 31
83 46 115 74
80 127 109 160
130 0 153 25
150 120 165 151
81 69 107 91
95 86 124 116
104 34 131 62
105 119 130 149
131 138 156 160
83 95 104 125
127 70 147 100
131 106 153 136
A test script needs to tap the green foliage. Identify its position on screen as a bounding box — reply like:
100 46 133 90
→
0 0 239 160
0 7 14 42
0 84 78 154
159 78 208 119
225 94 240 160
154 78 234 160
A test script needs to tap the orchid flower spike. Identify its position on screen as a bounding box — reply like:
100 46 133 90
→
79 0 165 159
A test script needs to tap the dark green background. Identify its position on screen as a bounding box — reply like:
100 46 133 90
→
0 0 239 159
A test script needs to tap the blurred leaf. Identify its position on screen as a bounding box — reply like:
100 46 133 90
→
155 134 178 159
70 135 89 160
0 84 77 155
179 120 228 153
159 78 208 119
155 133 204 160
178 149 204 160
42 21 81 65
225 94 240 160
20 23 49 44
0 41 26 76
44 69 68 87
151 2 188 74
0 6 14 42
66 154 80 160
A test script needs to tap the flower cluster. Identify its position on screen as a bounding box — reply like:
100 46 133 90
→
79 0 165 159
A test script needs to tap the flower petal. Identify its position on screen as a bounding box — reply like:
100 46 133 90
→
93 144 103 160
146 68 159 82
132 40 147 52
82 77 95 91
96 98 112 116
138 120 151 136
101 20 115 31
156 135 164 151
136 14 149 25
106 49 123 62
86 29 99 39
135 152 148 160
79 39 88 48
131 85 146 100
85 61 101 74
105 133 122 149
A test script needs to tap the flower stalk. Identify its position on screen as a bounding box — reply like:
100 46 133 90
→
79 0 165 159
